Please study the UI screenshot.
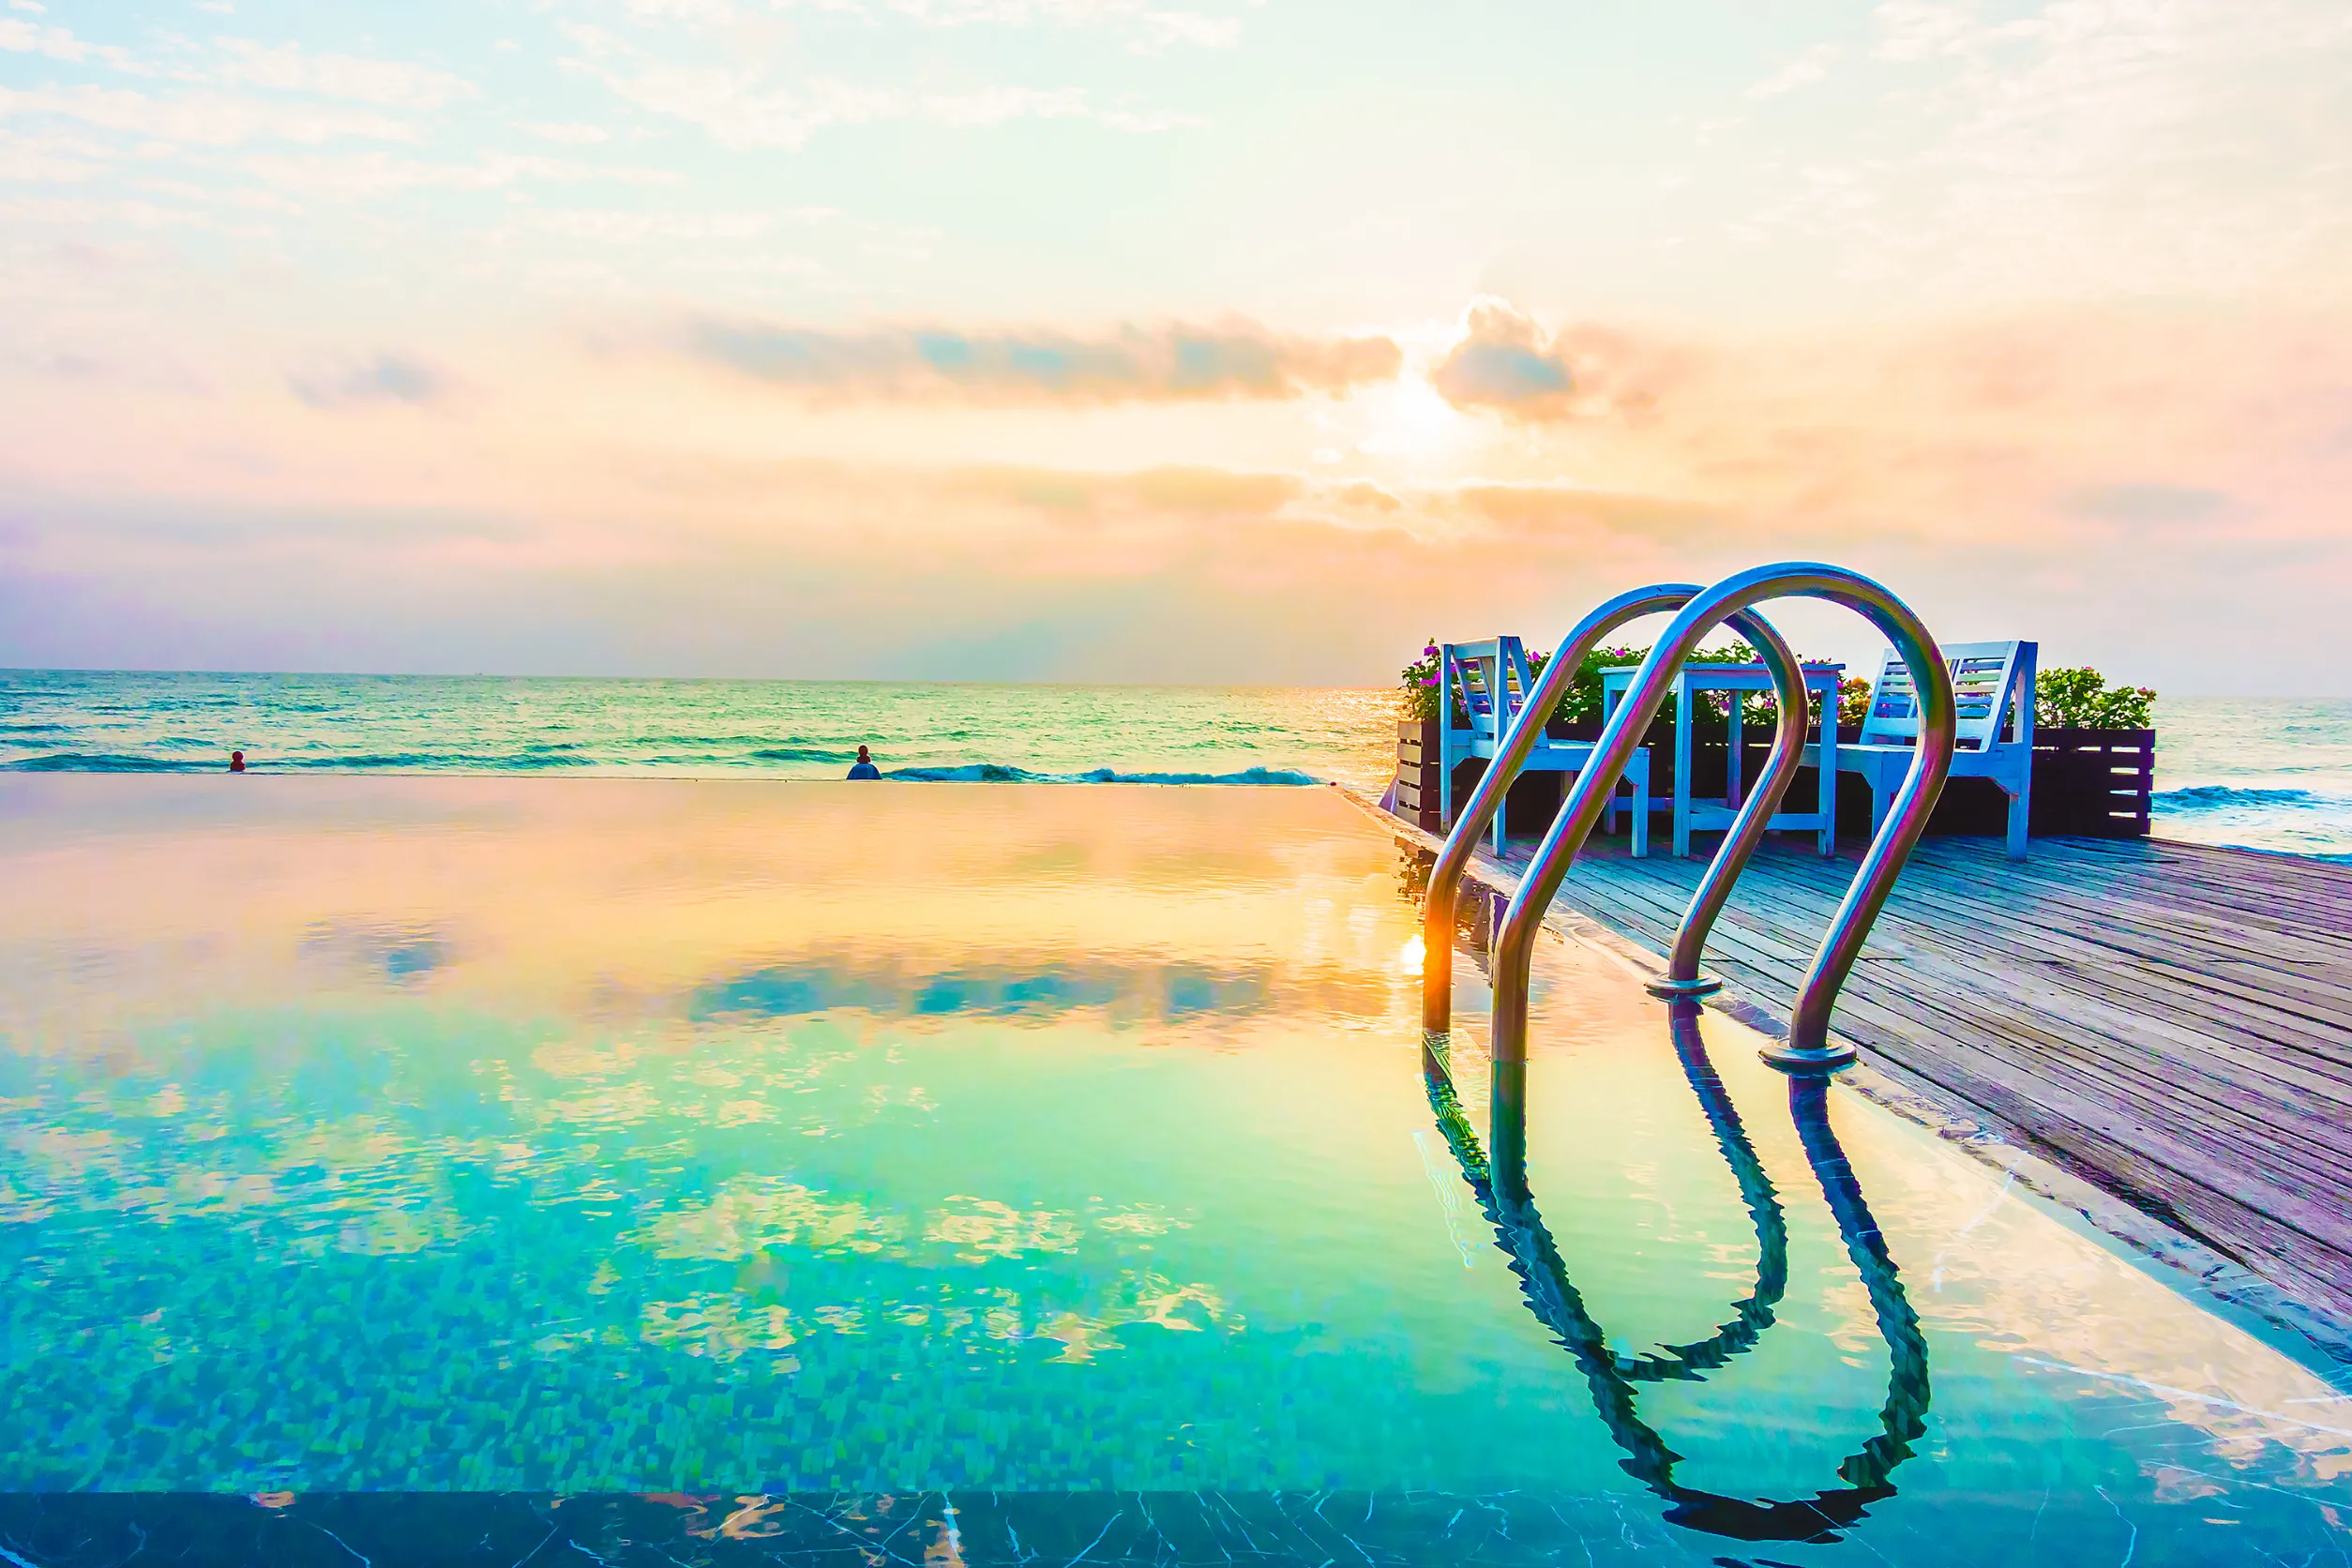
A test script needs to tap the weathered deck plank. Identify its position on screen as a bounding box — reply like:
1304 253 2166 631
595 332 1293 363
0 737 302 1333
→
1434 822 2352 1322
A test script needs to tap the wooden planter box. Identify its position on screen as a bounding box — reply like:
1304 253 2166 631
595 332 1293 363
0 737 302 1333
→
2035 727 2156 837
1393 719 1442 832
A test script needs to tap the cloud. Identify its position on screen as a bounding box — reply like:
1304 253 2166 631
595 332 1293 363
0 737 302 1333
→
924 84 1088 127
557 24 877 149
1448 481 1725 549
798 0 1244 48
0 83 416 146
1429 300 1576 418
0 125 100 181
234 148 674 198
686 318 1401 403
1871 1 1972 64
913 84 1203 132
209 38 472 111
558 20 1200 148
1129 465 1296 514
0 15 135 68
1136 9 1239 50
922 462 1309 528
2063 482 2229 527
514 207 776 242
1830 0 2352 302
625 0 742 19
526 121 611 144
1747 42 1841 98
289 354 447 409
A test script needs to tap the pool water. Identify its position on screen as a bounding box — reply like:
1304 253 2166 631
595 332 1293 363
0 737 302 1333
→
0 777 2345 1564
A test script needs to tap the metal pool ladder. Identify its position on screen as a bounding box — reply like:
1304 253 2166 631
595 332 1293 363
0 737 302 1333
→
1421 560 1957 1081
1419 1002 1929 1541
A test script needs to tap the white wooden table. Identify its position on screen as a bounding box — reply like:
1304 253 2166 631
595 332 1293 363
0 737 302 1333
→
1600 662 1844 857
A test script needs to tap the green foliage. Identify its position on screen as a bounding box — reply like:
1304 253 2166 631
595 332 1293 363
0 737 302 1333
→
1835 676 1873 731
1403 638 1864 732
1541 643 1653 728
1398 639 1445 723
2036 667 2156 731
1406 643 2155 736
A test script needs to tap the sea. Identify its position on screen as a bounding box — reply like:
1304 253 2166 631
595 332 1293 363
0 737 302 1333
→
2 671 2347 860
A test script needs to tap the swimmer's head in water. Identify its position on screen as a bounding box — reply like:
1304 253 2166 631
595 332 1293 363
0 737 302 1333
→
856 746 871 762
228 750 246 773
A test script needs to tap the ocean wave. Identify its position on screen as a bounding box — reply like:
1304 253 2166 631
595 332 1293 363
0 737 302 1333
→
2152 785 2349 812
882 763 1320 786
749 745 849 762
270 751 597 771
3 752 211 773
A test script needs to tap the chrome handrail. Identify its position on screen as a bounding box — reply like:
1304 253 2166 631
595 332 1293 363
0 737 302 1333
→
1420 586 1810 1037
1492 563 1956 1074
1651 622 1810 1001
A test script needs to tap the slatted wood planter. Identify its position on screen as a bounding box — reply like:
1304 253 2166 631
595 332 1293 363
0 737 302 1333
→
1898 727 2154 839
2031 728 2156 837
1393 720 1442 832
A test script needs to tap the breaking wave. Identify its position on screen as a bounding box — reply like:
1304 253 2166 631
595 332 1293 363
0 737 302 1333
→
4 752 210 773
2152 785 2343 812
882 764 1320 786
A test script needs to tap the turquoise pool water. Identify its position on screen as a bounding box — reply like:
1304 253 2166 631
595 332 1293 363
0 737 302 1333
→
0 777 2345 1564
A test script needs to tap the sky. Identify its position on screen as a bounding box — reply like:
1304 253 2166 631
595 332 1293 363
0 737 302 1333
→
3 0 2349 689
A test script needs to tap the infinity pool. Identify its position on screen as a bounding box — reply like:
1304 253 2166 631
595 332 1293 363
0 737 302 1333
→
0 777 2344 1564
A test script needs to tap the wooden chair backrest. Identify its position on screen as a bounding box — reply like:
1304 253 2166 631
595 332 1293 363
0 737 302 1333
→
1501 638 1538 727
1856 639 2036 752
1443 637 1541 741
1441 641 1501 734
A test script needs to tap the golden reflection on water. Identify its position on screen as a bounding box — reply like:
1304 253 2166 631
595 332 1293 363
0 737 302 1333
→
0 777 1422 1052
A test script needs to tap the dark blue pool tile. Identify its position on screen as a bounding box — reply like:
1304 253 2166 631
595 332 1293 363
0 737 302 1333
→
0 1491 1734 1567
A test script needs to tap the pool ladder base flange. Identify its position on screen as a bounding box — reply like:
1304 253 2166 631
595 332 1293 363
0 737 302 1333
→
1644 974 1724 1000
1759 1038 1860 1074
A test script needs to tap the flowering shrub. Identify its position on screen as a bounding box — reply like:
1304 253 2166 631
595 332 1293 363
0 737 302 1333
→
1398 640 1447 724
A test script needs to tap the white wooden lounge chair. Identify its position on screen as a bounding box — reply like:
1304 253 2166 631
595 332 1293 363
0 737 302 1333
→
1804 640 2037 859
1439 638 1652 857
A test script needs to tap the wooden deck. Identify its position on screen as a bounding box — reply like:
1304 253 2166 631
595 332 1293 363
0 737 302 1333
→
1416 819 2352 1326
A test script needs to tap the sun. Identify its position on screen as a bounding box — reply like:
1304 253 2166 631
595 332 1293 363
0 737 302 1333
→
1355 372 1474 468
